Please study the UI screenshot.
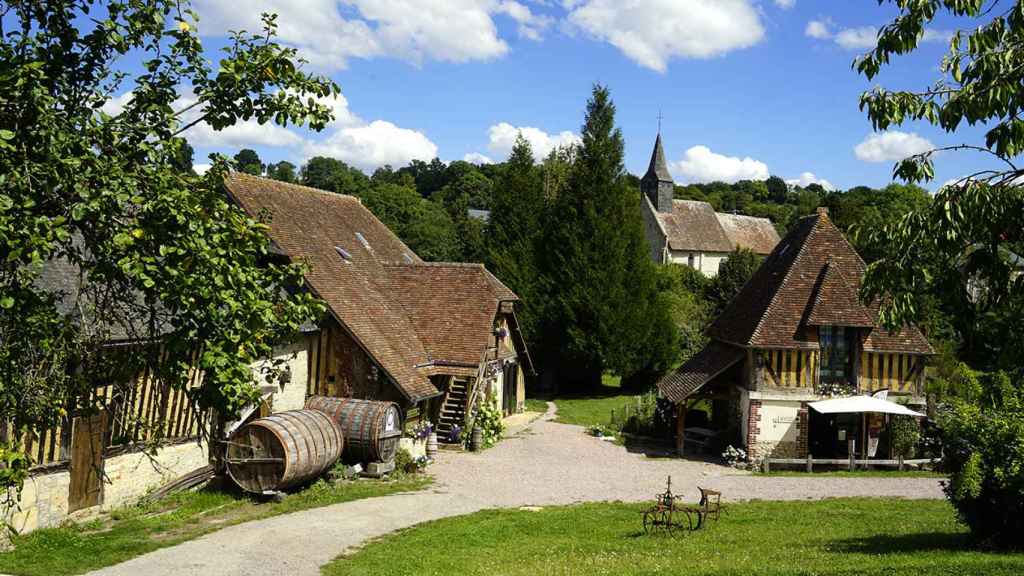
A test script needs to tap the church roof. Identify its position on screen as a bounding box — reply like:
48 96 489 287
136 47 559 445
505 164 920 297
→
716 213 780 256
706 209 933 354
643 133 673 183
654 200 778 255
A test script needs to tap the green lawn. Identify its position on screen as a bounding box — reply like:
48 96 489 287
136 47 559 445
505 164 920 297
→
0 474 430 576
324 498 1022 576
523 397 549 413
549 375 641 428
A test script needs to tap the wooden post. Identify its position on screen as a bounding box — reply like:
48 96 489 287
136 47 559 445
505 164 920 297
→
898 455 904 471
675 403 686 457
806 452 813 473
848 439 855 472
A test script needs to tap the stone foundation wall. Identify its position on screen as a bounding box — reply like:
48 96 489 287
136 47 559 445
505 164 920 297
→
8 440 208 534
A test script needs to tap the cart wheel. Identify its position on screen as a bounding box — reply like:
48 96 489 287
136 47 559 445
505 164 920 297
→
642 510 656 534
677 508 694 532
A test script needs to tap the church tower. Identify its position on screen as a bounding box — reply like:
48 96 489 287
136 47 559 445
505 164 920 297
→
641 133 674 213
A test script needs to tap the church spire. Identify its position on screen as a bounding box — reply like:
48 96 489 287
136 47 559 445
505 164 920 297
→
645 133 673 184
642 133 674 212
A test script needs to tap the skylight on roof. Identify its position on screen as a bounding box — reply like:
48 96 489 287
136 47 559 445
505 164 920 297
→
355 232 370 250
334 246 353 262
402 253 413 264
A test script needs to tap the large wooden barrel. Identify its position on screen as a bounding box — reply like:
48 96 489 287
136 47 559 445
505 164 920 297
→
226 409 343 494
305 396 402 463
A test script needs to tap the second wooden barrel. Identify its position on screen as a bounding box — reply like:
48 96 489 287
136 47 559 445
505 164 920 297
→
305 396 402 463
226 409 344 494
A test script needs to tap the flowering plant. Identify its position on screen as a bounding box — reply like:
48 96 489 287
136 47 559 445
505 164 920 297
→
816 381 855 398
447 424 462 444
722 445 748 468
407 420 433 441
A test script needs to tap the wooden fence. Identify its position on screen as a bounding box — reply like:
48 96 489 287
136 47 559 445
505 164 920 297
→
764 440 932 472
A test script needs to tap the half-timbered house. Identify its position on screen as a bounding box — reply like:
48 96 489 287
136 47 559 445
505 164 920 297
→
226 173 532 444
657 207 933 460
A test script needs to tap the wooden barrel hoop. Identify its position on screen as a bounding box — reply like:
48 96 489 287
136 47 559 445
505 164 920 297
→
305 396 402 463
226 409 343 493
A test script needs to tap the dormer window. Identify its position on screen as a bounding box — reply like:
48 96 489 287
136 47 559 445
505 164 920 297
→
819 326 852 385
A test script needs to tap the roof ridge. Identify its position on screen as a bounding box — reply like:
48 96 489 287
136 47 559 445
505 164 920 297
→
384 261 486 269
748 214 823 344
229 171 363 203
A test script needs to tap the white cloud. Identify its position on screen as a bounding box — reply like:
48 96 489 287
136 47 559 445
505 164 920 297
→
805 19 832 40
786 171 834 191
486 122 580 160
854 131 934 162
565 0 764 73
192 0 540 70
463 152 495 164
105 85 439 172
194 163 212 175
496 1 553 41
101 91 134 116
671 145 769 184
807 19 951 51
922 28 954 43
304 120 438 172
834 26 878 50
774 0 795 9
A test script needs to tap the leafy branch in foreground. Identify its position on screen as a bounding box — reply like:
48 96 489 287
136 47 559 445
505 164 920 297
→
0 1 335 494
853 1 1024 372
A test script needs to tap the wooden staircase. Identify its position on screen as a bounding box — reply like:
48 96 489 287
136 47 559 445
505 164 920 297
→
436 378 468 443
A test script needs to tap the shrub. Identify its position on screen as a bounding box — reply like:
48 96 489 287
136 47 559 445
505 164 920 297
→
940 372 1024 549
889 415 921 459
394 448 413 475
468 396 504 449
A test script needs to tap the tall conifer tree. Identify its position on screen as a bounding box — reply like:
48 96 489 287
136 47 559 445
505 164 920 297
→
487 135 546 345
540 85 677 389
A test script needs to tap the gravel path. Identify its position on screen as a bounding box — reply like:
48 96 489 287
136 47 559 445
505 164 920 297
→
89 402 943 576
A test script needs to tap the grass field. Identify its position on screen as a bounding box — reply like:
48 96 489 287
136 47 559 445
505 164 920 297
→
0 475 430 576
523 397 549 413
324 498 1021 576
548 375 641 428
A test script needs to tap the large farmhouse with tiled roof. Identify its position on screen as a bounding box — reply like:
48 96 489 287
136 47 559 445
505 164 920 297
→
640 135 780 275
226 173 532 442
657 207 933 460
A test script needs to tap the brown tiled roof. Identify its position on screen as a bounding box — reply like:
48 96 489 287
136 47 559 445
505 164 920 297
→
225 174 443 401
657 200 734 253
707 210 933 354
384 262 517 366
716 213 780 255
657 341 744 403
806 261 875 327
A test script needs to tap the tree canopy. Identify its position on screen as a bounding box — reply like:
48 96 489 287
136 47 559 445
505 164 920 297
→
0 2 336 487
853 0 1024 374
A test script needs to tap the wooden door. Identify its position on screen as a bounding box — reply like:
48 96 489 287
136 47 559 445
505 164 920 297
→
68 412 107 513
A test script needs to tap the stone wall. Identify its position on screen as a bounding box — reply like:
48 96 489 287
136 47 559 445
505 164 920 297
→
8 440 208 534
640 197 668 263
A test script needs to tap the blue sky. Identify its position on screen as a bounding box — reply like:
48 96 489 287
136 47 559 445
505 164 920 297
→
168 1 993 191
